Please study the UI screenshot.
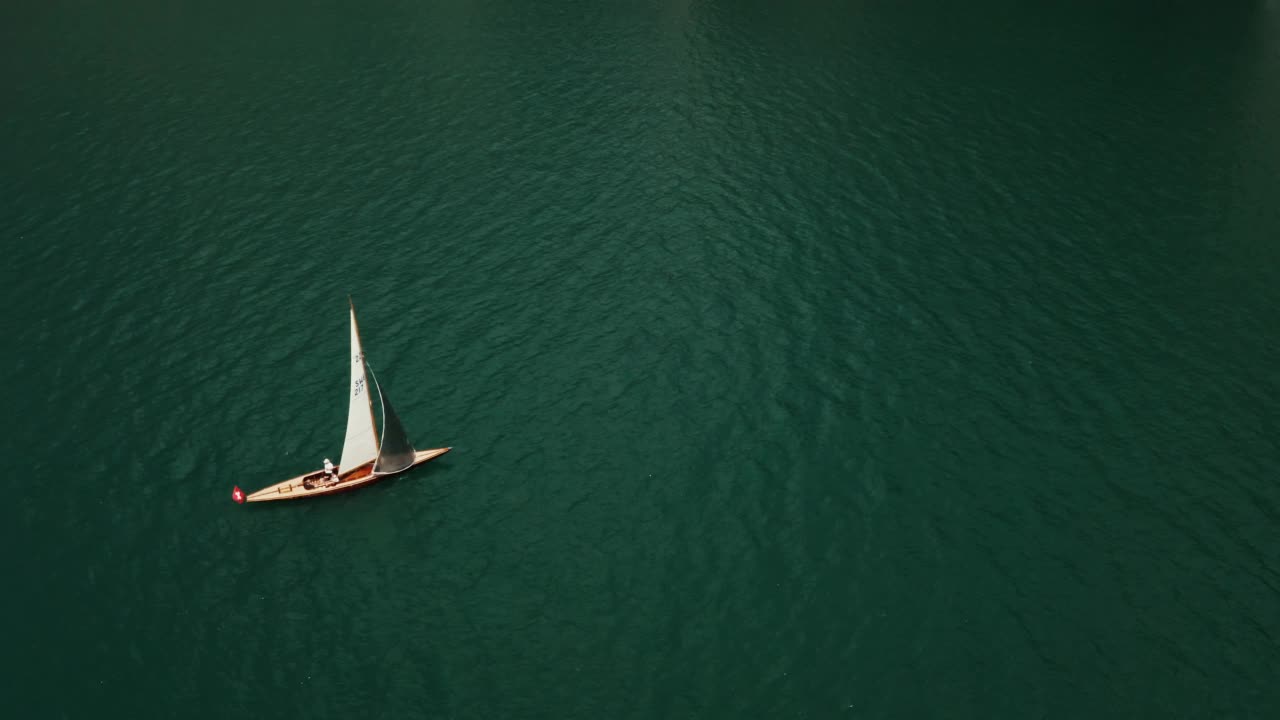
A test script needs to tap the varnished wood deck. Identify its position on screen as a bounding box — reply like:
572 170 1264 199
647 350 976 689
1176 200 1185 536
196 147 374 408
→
244 447 451 503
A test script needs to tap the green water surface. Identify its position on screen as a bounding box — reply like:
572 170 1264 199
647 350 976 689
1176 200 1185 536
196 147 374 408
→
5 1 1280 717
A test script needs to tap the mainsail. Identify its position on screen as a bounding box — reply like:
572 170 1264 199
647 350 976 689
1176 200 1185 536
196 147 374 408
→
370 366 417 475
337 303 379 474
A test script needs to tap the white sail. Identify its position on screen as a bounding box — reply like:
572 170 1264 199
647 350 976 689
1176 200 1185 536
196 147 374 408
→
368 364 417 475
337 303 379 474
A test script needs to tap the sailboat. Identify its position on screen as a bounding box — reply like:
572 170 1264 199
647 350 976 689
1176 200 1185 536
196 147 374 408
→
232 300 451 504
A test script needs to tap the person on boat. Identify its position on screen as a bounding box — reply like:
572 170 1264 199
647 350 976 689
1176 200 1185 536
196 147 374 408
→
323 458 336 482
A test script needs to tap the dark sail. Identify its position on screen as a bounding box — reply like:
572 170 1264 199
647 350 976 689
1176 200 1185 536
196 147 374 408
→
370 370 417 475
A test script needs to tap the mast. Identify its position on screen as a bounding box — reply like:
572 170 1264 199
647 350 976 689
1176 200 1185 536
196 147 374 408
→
337 298 380 474
349 297 378 452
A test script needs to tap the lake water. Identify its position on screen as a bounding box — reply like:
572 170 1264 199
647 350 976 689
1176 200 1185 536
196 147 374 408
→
5 1 1280 717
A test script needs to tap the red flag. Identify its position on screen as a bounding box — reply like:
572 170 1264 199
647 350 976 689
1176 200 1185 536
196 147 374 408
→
232 486 245 504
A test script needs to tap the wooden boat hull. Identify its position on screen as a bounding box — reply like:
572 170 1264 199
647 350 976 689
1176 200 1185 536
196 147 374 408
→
243 447 451 503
